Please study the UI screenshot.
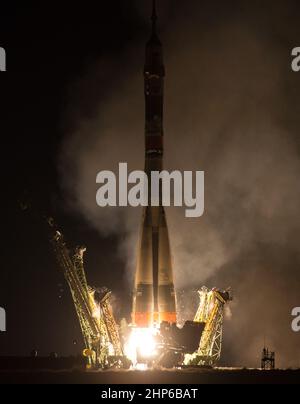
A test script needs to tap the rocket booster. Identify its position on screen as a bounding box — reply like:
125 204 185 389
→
132 1 177 328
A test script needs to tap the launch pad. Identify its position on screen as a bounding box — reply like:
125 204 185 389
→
43 1 233 372
48 216 231 370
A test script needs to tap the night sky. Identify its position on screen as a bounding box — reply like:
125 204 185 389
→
0 1 141 357
1 0 300 367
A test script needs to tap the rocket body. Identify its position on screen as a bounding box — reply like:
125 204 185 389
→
132 7 177 328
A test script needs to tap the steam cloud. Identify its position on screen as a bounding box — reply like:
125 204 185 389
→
59 1 300 367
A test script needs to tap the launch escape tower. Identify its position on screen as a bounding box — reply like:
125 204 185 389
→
132 0 177 328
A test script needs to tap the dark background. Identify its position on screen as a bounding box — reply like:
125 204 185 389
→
0 1 143 357
1 0 300 367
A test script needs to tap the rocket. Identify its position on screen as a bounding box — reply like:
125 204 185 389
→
132 0 177 328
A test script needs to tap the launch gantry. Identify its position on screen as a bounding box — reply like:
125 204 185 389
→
99 289 123 359
48 218 127 368
185 287 232 367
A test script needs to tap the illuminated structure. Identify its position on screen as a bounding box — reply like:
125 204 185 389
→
185 287 232 366
132 0 177 328
48 218 126 368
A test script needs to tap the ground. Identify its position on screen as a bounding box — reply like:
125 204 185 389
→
0 368 299 384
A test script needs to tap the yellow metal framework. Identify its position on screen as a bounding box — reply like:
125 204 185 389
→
48 219 124 368
185 286 232 367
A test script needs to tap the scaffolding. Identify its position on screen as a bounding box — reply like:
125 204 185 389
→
185 286 232 367
261 347 275 370
48 218 126 368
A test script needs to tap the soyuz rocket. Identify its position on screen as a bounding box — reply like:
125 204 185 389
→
132 1 177 328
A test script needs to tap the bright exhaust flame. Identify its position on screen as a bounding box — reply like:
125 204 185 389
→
125 328 158 368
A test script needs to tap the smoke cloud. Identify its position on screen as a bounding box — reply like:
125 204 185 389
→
59 0 300 367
